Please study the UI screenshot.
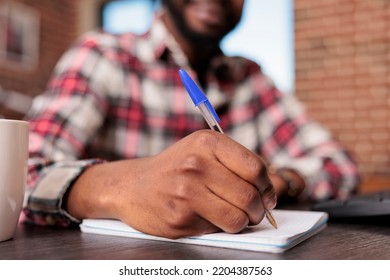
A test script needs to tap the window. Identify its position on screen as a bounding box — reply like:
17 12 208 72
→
101 0 294 93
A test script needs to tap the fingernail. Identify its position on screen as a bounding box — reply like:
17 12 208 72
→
265 193 277 209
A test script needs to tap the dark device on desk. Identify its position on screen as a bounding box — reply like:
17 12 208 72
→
312 190 390 224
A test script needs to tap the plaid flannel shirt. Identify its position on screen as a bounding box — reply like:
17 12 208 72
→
23 18 359 227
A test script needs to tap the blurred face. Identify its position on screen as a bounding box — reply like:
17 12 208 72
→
162 0 244 45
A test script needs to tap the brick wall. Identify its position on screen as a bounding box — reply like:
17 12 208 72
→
294 0 390 185
0 0 79 118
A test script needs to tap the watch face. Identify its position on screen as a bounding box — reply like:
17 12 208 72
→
279 168 301 198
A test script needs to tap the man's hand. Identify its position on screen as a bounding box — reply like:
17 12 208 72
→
66 130 277 239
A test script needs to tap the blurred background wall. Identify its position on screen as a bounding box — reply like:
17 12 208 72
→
0 0 389 193
0 0 79 118
294 0 390 191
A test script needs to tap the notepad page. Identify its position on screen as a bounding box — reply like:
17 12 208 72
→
80 210 328 253
187 210 327 245
236 210 326 239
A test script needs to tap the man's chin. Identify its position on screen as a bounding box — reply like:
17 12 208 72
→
187 33 222 47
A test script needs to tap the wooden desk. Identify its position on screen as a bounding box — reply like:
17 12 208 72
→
0 220 389 260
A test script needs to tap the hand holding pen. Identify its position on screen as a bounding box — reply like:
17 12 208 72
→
67 70 276 239
179 69 278 229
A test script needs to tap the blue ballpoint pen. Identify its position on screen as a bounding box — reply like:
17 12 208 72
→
178 69 223 134
178 68 278 229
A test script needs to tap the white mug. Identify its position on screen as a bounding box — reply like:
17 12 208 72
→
0 119 29 242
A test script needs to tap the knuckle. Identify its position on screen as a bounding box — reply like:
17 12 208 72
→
167 208 191 230
259 181 274 195
224 211 248 233
193 130 219 148
180 155 204 173
265 183 276 196
240 188 260 209
174 182 194 200
244 153 266 180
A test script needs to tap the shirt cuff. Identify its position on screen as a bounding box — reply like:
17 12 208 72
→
25 159 103 227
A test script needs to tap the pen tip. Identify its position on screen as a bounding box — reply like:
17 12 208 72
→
266 210 278 229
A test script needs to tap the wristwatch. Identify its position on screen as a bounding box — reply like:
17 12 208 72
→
276 168 300 198
268 166 300 198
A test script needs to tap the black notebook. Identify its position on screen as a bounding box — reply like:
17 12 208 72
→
312 190 390 223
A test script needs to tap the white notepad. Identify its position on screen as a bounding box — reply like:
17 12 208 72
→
80 210 328 253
